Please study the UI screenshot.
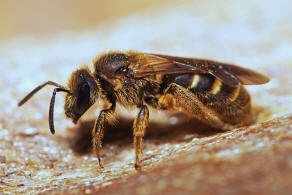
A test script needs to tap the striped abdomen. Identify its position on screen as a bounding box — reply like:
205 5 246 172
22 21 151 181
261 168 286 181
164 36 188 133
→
172 73 252 126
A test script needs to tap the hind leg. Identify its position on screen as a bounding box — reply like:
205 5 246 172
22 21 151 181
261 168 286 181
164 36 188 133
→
159 83 235 131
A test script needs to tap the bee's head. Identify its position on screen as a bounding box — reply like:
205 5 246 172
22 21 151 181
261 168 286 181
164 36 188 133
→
64 67 99 124
18 66 99 135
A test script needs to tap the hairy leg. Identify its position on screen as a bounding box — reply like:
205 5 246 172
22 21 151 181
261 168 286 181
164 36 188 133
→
92 108 115 168
161 83 234 131
133 105 149 169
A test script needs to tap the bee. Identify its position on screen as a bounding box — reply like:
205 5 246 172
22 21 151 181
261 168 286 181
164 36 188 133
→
18 51 269 169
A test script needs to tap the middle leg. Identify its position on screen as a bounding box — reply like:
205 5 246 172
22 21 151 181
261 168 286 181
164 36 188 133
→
133 105 149 169
92 107 115 168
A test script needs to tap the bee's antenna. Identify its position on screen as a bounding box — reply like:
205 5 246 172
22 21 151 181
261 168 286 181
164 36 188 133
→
18 81 72 135
18 81 67 106
49 88 71 134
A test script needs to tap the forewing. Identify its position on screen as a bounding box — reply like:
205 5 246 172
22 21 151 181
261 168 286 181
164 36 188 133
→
218 63 270 85
129 54 205 76
129 53 269 87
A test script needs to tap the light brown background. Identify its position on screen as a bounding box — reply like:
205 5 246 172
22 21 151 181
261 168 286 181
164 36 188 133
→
0 0 169 40
1 0 292 194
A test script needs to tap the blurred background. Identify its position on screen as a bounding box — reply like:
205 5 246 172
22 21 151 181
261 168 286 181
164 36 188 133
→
0 0 170 40
1 0 292 194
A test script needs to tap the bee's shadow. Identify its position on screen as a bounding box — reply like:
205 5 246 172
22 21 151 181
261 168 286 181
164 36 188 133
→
68 114 222 155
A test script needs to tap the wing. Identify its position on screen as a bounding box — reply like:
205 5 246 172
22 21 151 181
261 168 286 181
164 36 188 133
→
129 53 270 87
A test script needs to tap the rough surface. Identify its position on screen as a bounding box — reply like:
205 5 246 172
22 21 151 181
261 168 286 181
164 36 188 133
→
1 0 292 194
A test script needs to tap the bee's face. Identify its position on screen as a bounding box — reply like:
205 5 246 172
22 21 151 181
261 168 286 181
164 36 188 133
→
64 68 99 123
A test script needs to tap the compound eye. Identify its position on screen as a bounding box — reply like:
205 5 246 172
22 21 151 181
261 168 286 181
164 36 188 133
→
115 66 128 76
75 81 91 115
78 82 90 105
80 82 90 95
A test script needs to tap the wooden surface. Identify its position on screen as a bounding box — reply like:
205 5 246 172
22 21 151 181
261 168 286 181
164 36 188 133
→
1 0 292 194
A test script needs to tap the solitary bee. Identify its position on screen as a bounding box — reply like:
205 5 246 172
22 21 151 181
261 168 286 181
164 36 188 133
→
18 51 269 169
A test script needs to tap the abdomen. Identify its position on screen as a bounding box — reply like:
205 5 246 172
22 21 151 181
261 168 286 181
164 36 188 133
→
172 73 252 126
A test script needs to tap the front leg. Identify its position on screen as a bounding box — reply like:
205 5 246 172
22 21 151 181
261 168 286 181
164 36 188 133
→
133 105 149 169
92 107 115 168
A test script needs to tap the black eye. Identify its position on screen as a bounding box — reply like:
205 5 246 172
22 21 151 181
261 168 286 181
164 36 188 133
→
75 82 91 115
80 82 90 95
78 82 90 103
115 66 128 76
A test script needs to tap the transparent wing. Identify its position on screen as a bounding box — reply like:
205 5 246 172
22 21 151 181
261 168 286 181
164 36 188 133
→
129 53 270 87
